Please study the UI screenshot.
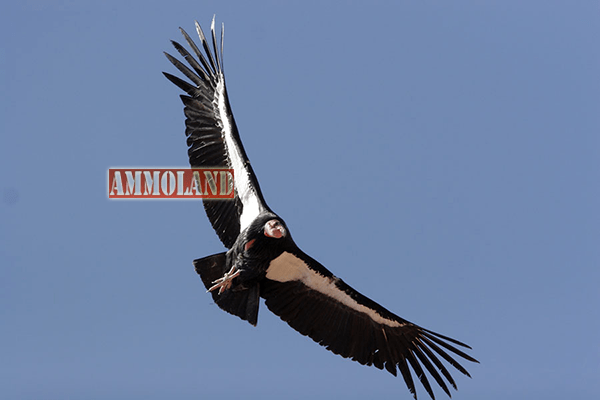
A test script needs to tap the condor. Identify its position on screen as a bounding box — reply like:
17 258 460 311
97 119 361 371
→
164 17 478 399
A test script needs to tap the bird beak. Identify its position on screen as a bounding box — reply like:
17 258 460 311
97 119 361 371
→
264 220 286 239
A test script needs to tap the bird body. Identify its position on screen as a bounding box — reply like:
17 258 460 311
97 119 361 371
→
164 17 478 399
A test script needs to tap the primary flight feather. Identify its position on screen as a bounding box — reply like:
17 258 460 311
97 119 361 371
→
163 17 478 400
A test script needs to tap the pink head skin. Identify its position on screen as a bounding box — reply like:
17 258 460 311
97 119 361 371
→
264 219 286 239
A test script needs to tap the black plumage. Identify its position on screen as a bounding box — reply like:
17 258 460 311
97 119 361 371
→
164 17 478 399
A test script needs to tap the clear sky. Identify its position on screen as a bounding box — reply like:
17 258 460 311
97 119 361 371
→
1 1 599 399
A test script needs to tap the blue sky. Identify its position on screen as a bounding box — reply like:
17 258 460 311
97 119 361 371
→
1 1 599 399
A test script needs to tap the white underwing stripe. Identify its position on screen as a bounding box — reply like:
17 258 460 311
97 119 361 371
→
215 77 263 231
266 252 403 328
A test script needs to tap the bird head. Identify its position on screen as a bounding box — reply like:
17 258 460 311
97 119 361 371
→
241 213 291 257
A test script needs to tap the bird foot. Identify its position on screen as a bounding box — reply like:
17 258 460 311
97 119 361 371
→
207 266 241 295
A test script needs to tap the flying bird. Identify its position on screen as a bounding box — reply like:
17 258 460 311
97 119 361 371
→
163 17 478 399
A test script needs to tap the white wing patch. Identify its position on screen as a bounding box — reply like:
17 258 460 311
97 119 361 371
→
266 252 403 328
215 77 263 231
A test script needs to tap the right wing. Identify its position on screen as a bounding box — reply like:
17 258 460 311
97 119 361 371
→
164 17 270 248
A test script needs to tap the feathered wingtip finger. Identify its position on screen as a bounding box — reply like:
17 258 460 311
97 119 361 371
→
220 22 225 72
177 28 212 80
210 15 221 72
195 19 218 74
163 17 226 91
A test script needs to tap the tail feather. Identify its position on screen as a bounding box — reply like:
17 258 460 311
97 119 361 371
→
193 253 260 326
194 252 228 289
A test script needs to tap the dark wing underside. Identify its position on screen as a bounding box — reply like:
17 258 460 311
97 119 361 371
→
261 251 478 400
164 18 269 248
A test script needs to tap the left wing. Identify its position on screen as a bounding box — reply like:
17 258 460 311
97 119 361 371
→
261 250 478 400
163 18 270 248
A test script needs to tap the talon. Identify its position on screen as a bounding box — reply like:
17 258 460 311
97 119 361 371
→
207 266 241 294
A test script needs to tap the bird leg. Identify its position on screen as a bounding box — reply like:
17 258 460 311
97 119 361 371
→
207 265 241 295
